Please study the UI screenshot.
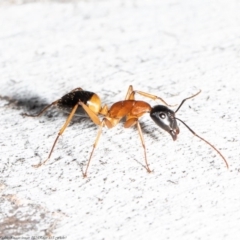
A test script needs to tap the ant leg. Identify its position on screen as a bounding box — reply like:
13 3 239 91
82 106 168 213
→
124 118 152 173
77 102 113 177
78 101 101 125
32 103 79 168
22 100 59 117
83 117 119 177
99 104 108 116
134 90 176 107
83 120 105 178
23 88 84 117
125 85 175 107
125 85 135 100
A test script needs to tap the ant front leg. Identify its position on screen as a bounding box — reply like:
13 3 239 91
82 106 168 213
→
124 117 152 173
125 85 176 107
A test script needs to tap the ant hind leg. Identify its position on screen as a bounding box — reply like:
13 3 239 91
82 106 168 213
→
22 100 59 118
32 103 79 168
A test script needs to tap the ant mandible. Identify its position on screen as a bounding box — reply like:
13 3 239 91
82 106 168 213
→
23 86 229 177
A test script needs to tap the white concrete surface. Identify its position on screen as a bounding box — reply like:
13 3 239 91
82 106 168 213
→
0 0 240 239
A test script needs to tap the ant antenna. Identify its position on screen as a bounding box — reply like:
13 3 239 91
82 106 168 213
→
172 90 228 168
175 117 229 168
175 90 201 114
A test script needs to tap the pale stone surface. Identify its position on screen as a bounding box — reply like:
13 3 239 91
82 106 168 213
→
0 0 239 239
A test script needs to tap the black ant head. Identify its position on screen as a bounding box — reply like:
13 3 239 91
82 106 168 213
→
149 90 229 169
150 105 179 141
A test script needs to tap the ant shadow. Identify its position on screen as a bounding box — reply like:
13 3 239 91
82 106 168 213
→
0 93 51 116
0 93 91 124
0 93 160 138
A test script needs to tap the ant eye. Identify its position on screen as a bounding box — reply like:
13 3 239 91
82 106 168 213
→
159 113 166 119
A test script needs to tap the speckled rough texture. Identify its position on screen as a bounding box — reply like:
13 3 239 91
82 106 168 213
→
0 0 240 239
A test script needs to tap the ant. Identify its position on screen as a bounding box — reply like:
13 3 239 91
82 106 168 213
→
23 86 229 177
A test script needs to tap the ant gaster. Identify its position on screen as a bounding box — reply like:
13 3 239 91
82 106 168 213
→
23 86 229 177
